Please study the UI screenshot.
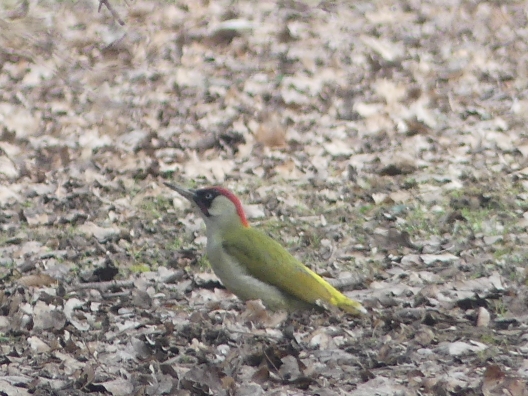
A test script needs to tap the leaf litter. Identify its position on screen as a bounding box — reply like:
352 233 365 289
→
0 0 528 395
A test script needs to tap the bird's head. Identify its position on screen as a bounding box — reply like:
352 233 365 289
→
164 183 249 229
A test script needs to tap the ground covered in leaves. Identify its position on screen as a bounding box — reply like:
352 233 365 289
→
1 0 528 395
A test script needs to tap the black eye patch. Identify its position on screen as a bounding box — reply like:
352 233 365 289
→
194 189 221 213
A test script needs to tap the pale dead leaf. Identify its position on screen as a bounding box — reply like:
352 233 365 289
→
25 212 52 226
372 193 390 205
184 154 235 183
116 130 149 153
0 103 39 138
375 79 406 104
365 7 416 24
308 328 335 350
323 142 354 157
354 376 409 395
244 204 265 219
0 156 18 178
99 379 134 396
389 190 412 203
517 144 528 157
361 36 404 61
0 380 31 396
353 102 384 118
175 68 206 88
420 253 460 266
78 222 120 243
27 336 51 353
438 340 487 356
78 129 112 152
64 298 90 331
241 300 288 327
477 307 491 327
278 355 301 382
0 185 22 207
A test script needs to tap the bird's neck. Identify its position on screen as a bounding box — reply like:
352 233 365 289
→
205 216 247 241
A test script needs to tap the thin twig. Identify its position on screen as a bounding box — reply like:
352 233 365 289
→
69 280 134 292
101 291 131 299
98 0 125 26
328 274 367 290
262 349 283 381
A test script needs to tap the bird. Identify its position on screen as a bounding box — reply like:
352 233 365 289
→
164 183 367 316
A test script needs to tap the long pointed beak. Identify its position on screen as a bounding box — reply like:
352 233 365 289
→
164 182 196 203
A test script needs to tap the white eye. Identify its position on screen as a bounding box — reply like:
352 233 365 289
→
205 193 213 200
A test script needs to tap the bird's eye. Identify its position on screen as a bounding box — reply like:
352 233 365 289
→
205 193 213 200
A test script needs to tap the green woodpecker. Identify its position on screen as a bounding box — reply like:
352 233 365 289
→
165 183 367 316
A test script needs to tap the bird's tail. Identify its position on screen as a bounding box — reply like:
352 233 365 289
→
335 295 367 316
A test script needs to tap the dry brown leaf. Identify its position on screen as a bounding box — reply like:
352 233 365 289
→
255 115 287 148
17 274 55 287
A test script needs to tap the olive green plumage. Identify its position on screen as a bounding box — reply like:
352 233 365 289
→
221 226 364 314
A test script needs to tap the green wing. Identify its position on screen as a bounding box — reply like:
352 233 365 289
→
221 227 340 306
